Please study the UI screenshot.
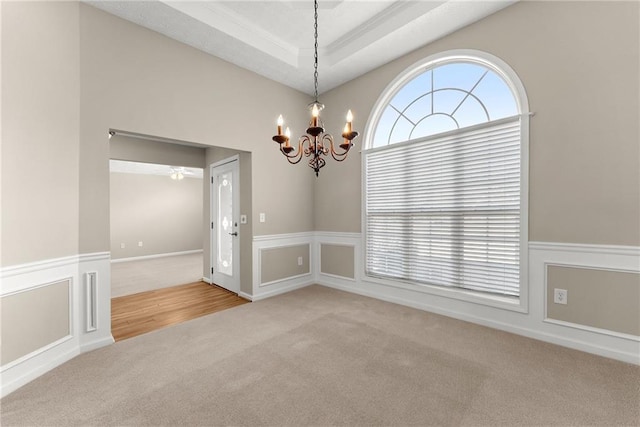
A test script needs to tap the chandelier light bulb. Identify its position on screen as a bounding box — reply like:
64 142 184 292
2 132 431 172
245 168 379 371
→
346 110 353 122
285 127 291 139
277 115 283 136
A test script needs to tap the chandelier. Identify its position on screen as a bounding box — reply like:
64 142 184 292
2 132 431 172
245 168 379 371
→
272 0 358 177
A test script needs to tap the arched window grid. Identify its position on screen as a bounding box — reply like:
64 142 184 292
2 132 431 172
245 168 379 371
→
366 53 526 150
362 50 530 312
388 84 494 144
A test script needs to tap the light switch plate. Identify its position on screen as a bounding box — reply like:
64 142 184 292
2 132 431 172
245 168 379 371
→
259 213 266 223
240 214 247 224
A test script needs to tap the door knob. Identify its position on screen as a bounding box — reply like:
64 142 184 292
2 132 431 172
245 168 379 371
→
229 232 238 236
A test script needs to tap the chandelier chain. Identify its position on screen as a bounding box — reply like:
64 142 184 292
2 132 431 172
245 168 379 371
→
271 0 358 177
313 0 319 102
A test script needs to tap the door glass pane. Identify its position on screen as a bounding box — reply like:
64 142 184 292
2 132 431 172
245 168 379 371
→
217 171 233 276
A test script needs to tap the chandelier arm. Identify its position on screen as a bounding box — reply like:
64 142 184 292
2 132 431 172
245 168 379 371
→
323 133 350 161
280 138 305 164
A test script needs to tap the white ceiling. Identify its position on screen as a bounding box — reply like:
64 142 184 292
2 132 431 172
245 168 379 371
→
86 0 517 95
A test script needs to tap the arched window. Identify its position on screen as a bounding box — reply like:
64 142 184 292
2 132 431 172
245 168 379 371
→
363 50 529 304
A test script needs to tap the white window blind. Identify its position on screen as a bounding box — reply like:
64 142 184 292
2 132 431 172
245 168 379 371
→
365 117 521 297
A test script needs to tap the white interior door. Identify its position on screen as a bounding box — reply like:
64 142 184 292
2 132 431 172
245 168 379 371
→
210 156 240 294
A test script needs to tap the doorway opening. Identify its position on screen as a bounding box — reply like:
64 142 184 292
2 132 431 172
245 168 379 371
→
108 130 252 341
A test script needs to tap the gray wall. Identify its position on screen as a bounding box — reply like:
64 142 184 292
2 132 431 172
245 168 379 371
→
78 2 314 260
1 280 70 365
261 245 310 284
314 0 639 339
110 172 203 260
1 1 80 266
321 244 355 279
316 0 640 247
547 266 640 336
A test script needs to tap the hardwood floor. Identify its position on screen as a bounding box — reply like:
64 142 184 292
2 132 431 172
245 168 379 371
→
111 281 249 341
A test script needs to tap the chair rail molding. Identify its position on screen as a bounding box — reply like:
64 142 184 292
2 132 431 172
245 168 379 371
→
1 252 114 398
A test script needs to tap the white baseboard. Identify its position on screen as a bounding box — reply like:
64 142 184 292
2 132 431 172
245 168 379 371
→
80 335 115 353
251 278 314 301
1 252 114 398
312 234 640 365
238 291 253 301
0 334 80 398
111 249 203 264
202 276 212 284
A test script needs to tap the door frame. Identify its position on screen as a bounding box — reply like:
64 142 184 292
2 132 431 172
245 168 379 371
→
209 155 240 294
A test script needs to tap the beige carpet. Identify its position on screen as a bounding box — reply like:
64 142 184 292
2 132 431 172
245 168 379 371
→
111 252 204 297
1 285 638 426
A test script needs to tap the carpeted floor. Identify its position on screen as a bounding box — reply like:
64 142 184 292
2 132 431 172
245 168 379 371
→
111 252 203 297
1 285 638 426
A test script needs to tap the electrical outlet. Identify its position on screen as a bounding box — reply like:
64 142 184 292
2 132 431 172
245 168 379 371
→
259 213 266 223
554 288 568 305
297 256 303 266
138 241 143 247
120 243 125 249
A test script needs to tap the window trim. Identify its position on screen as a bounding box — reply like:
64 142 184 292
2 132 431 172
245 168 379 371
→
361 49 530 313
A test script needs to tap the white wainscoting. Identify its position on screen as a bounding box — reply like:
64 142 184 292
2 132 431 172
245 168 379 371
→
255 232 639 364
0 253 113 397
315 232 361 286
111 249 203 264
252 232 316 301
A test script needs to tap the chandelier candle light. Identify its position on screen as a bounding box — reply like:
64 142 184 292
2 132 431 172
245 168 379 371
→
272 0 358 177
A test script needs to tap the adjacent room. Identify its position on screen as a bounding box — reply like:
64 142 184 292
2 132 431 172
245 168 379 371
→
1 0 638 425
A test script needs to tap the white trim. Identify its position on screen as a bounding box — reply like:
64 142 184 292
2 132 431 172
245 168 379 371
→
252 233 316 298
79 251 110 263
110 249 203 264
253 232 316 243
202 276 212 284
249 232 638 364
317 236 360 282
529 241 640 256
362 49 530 150
543 318 640 343
1 252 114 397
1 254 79 281
320 271 357 283
251 278 314 302
0 340 80 398
259 272 312 288
80 336 115 353
85 272 98 332
319 278 639 365
0 334 74 374
313 232 639 364
238 291 253 301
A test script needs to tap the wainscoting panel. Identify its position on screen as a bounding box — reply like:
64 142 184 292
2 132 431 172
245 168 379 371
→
314 236 639 365
316 232 361 287
0 252 113 398
252 233 315 301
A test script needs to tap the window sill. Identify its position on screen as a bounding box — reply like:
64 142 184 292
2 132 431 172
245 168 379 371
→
363 274 528 314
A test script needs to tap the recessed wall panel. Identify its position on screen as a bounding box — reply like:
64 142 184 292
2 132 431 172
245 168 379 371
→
547 266 640 336
321 244 355 279
1 280 71 366
261 245 309 284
